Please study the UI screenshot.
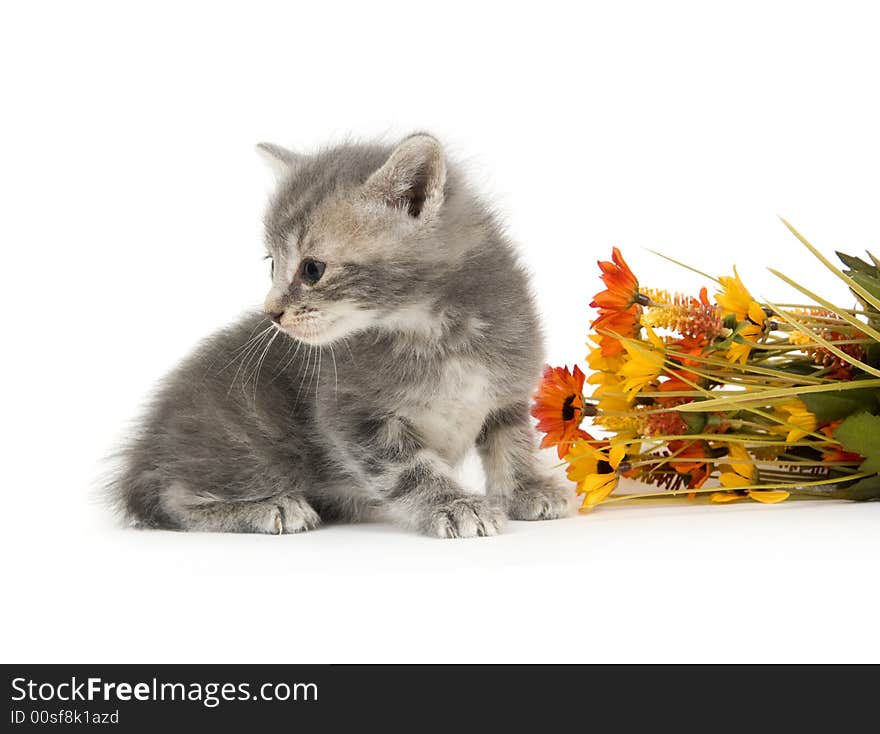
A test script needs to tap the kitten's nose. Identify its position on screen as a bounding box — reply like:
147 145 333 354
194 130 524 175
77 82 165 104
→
267 310 284 324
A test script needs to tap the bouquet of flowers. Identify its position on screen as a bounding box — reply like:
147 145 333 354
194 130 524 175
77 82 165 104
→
533 220 880 510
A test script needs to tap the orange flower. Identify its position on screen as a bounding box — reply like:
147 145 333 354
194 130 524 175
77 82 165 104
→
532 365 592 458
592 307 640 356
820 422 863 463
591 247 641 312
657 371 698 400
590 248 644 357
668 439 712 489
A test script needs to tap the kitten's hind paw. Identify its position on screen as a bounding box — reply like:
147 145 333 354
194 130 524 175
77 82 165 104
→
427 496 505 539
506 479 573 521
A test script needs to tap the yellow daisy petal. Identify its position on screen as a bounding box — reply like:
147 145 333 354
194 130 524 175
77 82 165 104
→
579 473 618 507
719 472 751 488
710 491 743 503
609 443 627 469
748 300 767 325
727 444 755 481
771 400 817 443
715 267 756 321
724 321 763 364
619 338 665 400
565 440 600 483
748 490 790 504
645 325 665 350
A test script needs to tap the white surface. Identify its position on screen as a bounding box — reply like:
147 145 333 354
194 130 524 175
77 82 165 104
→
2 1 879 663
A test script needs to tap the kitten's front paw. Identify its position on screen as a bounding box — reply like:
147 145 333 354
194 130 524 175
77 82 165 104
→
276 495 321 534
506 479 572 521
253 495 320 535
426 496 505 539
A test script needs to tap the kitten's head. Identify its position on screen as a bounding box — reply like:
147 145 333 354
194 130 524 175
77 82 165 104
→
258 134 456 345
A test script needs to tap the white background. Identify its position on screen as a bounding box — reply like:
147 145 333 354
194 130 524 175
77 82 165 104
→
2 1 879 663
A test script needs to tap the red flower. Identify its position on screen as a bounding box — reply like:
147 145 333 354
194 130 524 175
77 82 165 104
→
532 365 592 458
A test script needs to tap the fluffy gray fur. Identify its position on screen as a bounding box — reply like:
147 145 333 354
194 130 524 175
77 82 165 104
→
112 134 570 538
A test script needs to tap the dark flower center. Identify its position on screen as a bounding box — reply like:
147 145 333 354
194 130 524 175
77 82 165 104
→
561 394 578 422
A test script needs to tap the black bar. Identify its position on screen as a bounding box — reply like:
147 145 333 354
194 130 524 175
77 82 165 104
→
3 664 875 730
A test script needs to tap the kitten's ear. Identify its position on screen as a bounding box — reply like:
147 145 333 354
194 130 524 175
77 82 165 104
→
364 134 447 219
255 142 301 178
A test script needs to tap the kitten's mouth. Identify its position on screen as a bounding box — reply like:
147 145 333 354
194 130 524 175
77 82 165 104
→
279 313 331 343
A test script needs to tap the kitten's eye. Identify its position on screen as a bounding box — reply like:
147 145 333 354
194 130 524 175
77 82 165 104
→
264 255 274 279
300 258 326 285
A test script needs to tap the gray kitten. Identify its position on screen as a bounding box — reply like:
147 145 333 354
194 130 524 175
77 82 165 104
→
113 134 570 538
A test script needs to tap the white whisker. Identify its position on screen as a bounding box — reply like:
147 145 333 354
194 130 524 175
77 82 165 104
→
295 344 314 403
251 330 279 401
328 344 339 403
272 338 294 376
218 324 273 374
341 336 357 365
314 345 323 400
287 337 305 374
227 328 272 398
241 329 273 390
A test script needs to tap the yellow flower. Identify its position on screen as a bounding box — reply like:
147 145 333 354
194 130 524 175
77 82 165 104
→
771 399 817 442
710 488 791 504
587 370 619 397
716 268 768 364
748 490 790 504
710 443 790 504
715 267 766 324
710 491 742 503
579 473 619 508
586 338 624 373
619 326 665 400
611 431 640 459
586 338 630 413
718 443 756 487
724 321 764 365
564 439 601 483
588 371 631 415
608 442 627 468
570 442 626 509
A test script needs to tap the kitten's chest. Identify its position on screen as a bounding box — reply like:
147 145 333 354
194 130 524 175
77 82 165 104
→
398 359 495 463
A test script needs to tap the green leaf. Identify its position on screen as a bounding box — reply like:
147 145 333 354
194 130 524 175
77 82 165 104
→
777 361 833 377
833 413 880 474
792 475 880 501
837 251 879 277
849 271 880 308
801 387 880 423
866 341 880 369
680 412 707 434
831 475 880 501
